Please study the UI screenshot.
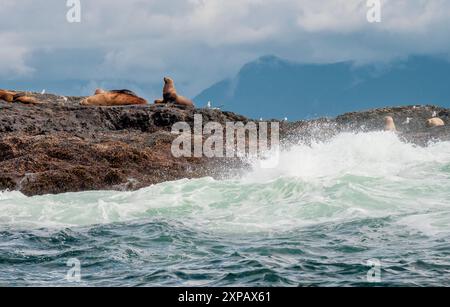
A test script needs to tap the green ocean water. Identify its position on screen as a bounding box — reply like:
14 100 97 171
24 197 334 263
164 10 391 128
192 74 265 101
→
0 132 449 286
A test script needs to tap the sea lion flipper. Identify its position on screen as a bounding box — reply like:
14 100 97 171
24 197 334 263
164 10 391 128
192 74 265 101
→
109 89 138 97
13 93 26 100
14 96 40 104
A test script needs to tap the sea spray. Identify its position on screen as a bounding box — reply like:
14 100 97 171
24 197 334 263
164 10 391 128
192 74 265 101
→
1 131 449 286
0 132 449 234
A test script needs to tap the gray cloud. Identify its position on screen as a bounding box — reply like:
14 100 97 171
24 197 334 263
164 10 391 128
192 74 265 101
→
1 0 450 97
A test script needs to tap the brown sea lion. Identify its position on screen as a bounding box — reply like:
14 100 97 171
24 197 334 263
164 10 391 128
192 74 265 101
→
426 117 445 127
1 90 40 104
154 77 195 107
13 94 40 104
162 77 177 101
80 89 148 106
384 116 396 132
0 90 15 102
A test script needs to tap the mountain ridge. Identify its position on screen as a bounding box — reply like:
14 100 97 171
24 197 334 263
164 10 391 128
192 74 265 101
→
195 55 450 120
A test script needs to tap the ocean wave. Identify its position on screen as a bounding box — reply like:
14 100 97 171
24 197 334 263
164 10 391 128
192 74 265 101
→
0 132 449 236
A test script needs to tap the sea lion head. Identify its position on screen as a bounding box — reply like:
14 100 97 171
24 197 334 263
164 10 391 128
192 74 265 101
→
164 77 174 85
384 116 394 125
95 88 106 95
384 116 396 132
0 90 15 102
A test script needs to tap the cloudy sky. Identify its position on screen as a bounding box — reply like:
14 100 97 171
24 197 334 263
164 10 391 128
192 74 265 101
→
1 0 450 98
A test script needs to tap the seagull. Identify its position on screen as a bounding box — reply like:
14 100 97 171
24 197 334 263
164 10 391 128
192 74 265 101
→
432 111 437 117
62 96 68 102
41 89 46 95
206 101 212 109
403 117 412 124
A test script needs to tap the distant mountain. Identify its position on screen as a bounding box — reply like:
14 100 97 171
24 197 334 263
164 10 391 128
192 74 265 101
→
194 55 450 120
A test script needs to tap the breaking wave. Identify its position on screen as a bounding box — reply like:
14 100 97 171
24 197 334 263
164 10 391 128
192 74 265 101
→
1 132 449 286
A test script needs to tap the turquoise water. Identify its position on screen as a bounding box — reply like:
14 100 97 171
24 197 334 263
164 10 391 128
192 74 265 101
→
0 132 449 286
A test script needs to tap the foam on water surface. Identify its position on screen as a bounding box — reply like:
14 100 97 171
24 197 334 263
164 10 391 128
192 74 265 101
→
1 132 449 236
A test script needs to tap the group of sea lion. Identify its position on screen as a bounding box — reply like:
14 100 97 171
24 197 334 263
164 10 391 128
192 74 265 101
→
80 77 194 107
2 77 194 108
2 82 448 131
0 90 40 105
384 115 445 132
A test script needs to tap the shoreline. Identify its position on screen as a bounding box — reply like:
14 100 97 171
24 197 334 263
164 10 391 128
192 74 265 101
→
1 91 449 196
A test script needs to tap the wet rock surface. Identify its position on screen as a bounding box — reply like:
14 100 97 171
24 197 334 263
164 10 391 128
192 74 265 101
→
1 91 449 196
281 105 450 146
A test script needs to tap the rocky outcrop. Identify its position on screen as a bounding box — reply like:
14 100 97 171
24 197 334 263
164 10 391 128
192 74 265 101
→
1 91 449 196
281 105 450 146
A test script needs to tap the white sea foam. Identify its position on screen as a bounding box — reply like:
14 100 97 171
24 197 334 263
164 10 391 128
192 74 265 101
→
1 132 449 235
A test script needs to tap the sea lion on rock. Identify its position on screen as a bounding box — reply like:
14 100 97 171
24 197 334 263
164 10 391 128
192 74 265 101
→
80 89 147 106
154 77 195 107
426 117 445 127
13 94 40 105
162 77 177 101
0 90 15 102
384 116 396 132
0 90 40 104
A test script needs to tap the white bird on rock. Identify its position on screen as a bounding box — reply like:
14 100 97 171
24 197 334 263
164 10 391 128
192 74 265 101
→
403 117 412 125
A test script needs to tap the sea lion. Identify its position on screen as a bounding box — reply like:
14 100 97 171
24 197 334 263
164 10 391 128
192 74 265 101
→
426 117 445 127
80 89 147 106
384 116 396 132
154 77 195 107
13 95 40 104
0 90 15 102
0 90 40 104
162 77 177 101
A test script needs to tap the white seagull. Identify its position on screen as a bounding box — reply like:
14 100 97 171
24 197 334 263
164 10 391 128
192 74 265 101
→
403 117 412 124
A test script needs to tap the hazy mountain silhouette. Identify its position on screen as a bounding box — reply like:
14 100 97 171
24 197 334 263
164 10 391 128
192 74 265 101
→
195 55 450 120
